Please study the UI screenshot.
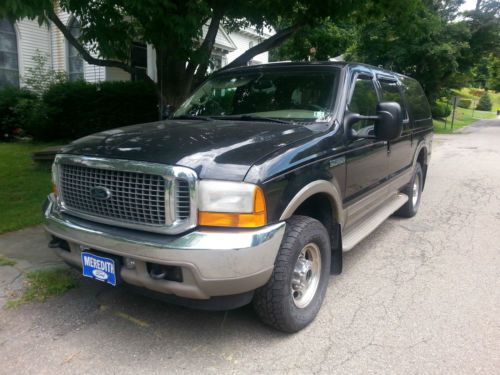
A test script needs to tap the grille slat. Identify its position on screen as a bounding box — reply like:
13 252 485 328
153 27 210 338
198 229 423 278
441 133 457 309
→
60 164 168 226
176 179 191 220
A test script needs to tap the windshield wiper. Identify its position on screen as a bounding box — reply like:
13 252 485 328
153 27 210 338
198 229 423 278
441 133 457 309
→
173 114 214 121
229 115 294 125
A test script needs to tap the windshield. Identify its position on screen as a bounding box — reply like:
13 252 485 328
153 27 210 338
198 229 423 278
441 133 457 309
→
174 68 339 122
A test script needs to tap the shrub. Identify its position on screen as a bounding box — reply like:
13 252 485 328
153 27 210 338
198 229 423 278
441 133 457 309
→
29 80 159 141
475 94 492 111
457 99 471 109
24 50 67 94
431 101 451 119
0 87 40 141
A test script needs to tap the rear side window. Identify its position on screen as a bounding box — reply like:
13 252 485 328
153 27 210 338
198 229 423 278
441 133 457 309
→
400 77 431 121
379 80 408 120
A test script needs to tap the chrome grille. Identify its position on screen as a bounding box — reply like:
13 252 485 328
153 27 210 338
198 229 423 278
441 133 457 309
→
176 179 190 220
60 164 167 226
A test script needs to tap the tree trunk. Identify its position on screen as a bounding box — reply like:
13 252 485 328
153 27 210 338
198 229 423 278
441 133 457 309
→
156 49 192 109
155 10 225 110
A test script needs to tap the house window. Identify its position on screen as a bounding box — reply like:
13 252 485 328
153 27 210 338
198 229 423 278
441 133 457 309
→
131 42 147 81
67 18 84 81
0 19 19 88
210 54 223 71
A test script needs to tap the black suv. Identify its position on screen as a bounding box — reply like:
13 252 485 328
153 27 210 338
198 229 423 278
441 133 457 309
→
44 62 432 332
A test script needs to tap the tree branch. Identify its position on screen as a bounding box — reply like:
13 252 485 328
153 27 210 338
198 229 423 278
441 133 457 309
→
222 24 303 70
187 7 225 83
47 9 133 74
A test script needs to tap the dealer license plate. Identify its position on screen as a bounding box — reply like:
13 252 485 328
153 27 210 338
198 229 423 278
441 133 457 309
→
81 251 116 286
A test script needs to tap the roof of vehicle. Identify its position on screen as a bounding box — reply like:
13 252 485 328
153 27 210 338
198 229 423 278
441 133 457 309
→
218 61 414 81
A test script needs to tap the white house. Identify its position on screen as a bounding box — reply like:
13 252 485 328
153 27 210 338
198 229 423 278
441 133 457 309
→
0 12 273 90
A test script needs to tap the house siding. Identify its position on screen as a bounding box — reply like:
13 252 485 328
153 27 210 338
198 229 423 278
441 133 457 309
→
105 67 130 81
226 31 269 66
50 10 70 73
15 18 51 86
51 9 105 83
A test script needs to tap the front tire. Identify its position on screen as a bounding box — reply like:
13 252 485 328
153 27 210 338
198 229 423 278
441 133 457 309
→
253 216 331 333
396 163 423 218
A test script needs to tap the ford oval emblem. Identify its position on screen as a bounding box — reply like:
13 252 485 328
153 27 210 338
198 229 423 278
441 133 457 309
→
90 186 112 200
92 269 108 280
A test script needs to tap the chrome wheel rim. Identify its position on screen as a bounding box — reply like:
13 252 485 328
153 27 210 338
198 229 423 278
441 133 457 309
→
412 174 420 207
291 243 321 308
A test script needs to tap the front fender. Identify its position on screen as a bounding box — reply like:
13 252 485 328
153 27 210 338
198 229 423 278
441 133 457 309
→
279 180 345 226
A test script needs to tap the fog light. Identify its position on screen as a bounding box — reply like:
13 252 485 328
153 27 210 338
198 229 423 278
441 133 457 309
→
124 257 136 269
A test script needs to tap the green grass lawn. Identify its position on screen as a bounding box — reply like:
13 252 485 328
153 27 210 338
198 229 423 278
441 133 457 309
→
6 268 79 308
0 142 54 234
433 106 497 134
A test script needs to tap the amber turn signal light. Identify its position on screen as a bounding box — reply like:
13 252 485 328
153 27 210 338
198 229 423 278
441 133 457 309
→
198 187 267 228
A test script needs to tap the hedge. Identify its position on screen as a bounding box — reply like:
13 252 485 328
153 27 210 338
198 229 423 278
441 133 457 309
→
0 87 39 140
457 99 471 109
26 80 159 141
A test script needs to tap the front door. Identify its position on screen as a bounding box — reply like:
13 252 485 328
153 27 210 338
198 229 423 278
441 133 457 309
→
344 73 389 219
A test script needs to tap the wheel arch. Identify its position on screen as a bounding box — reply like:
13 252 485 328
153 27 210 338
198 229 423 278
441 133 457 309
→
414 144 429 189
279 180 344 225
279 180 344 275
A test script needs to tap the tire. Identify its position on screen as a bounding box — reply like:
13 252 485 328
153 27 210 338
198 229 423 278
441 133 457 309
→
253 215 331 333
395 163 423 218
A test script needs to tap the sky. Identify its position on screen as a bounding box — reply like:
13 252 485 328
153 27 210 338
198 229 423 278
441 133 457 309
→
460 0 478 11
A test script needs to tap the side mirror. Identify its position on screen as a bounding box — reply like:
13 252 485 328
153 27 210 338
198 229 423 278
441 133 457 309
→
374 102 402 141
345 101 403 141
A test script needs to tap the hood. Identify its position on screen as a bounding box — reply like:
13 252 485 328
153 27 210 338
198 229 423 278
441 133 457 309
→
60 119 316 181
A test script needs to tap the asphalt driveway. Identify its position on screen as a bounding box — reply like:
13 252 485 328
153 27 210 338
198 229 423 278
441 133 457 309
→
0 119 499 374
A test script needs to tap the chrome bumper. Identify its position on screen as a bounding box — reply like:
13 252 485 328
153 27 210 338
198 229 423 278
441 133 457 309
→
44 195 285 299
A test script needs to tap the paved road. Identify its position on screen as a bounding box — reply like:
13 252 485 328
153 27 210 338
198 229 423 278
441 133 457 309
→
1 119 499 374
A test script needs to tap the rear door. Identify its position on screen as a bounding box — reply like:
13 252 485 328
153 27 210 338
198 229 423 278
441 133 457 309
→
376 75 413 178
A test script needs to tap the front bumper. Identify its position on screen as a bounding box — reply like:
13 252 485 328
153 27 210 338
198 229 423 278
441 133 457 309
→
44 195 285 300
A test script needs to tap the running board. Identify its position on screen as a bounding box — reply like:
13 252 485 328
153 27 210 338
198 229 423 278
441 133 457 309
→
342 193 409 252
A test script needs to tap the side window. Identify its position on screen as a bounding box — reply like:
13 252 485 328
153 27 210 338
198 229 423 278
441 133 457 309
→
348 76 378 135
379 79 408 120
400 77 431 121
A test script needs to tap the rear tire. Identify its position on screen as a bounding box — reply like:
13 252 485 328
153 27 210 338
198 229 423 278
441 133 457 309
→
253 215 331 333
396 163 423 218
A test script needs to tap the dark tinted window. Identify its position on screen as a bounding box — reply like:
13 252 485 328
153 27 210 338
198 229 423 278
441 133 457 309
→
131 42 147 81
379 79 408 120
400 77 431 121
348 76 378 135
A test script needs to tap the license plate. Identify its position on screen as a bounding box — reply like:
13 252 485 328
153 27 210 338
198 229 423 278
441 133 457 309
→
81 251 116 286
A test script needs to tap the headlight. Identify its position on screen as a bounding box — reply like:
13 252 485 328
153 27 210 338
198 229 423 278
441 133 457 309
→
198 180 266 228
51 162 58 196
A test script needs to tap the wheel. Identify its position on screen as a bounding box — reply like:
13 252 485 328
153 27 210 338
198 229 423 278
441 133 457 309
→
395 163 423 218
253 215 331 332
